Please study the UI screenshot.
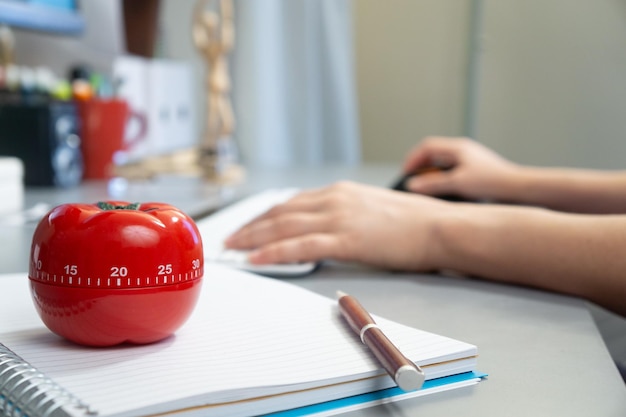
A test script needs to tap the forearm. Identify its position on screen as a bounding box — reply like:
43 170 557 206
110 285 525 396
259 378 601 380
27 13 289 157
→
501 166 626 213
432 204 626 316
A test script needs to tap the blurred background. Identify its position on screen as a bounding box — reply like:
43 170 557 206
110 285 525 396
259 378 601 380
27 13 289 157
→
6 0 626 172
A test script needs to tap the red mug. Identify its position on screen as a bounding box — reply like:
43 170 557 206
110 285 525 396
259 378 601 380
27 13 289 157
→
78 99 146 179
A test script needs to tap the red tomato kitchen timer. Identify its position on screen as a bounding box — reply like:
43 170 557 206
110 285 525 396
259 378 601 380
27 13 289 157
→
28 201 204 347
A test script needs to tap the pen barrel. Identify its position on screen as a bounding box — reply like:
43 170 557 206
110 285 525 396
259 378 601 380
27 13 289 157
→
361 327 417 380
337 293 424 391
338 295 375 335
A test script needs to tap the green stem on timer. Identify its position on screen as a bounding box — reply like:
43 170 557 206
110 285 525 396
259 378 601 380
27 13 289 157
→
97 202 141 211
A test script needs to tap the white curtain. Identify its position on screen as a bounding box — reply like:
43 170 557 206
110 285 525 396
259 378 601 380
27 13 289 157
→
232 0 360 168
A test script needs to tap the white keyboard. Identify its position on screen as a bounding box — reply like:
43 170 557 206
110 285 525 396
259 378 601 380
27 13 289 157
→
196 189 318 277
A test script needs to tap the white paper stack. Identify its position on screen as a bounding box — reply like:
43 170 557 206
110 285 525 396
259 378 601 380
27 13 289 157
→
0 157 23 215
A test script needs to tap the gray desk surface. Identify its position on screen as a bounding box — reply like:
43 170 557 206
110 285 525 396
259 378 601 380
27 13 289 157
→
2 164 626 416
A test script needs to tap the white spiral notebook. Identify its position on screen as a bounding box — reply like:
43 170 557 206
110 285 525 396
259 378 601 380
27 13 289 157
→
0 265 482 417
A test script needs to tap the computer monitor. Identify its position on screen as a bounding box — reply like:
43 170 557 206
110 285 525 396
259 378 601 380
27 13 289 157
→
0 0 84 35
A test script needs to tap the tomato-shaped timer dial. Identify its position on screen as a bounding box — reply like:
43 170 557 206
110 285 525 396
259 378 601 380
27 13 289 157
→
29 201 204 347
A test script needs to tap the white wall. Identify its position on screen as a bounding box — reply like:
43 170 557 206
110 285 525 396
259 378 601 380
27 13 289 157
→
354 0 471 163
355 0 626 169
477 0 626 169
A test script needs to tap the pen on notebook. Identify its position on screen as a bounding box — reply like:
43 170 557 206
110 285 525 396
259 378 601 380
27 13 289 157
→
336 290 425 392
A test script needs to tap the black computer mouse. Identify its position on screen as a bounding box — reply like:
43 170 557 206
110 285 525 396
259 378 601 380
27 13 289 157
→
390 167 469 202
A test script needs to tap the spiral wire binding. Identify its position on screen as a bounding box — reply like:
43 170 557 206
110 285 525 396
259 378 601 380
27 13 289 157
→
0 343 96 417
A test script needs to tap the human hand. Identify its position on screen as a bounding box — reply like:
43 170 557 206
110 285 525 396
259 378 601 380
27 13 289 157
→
224 181 455 271
401 137 521 201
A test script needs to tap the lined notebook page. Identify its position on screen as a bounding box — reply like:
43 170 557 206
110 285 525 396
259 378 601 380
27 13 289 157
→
0 266 476 417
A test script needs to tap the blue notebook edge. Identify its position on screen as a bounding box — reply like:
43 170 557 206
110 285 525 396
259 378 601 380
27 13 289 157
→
265 371 488 417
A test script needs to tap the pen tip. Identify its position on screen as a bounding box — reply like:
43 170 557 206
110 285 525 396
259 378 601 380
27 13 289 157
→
336 290 347 299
